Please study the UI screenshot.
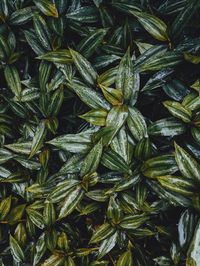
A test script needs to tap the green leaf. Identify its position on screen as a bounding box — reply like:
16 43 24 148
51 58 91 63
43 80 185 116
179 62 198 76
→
163 101 192 123
58 186 84 219
42 254 64 266
7 204 26 224
10 235 25 262
81 139 103 176
33 234 47 265
101 149 131 174
79 109 108 126
131 11 169 41
119 214 149 230
33 13 51 50
9 7 35 25
191 127 200 145
111 174 141 193
139 51 182 72
78 29 107 58
107 195 123 223
5 142 32 155
178 210 196 250
142 154 178 178
39 61 52 92
97 67 118 87
171 0 200 38
24 29 46 55
47 130 93 153
0 148 13 164
65 256 76 266
148 117 186 136
115 48 135 101
4 65 22 99
26 208 44 229
33 0 58 17
187 220 200 266
127 107 148 141
182 92 200 111
98 231 118 259
86 189 109 202
29 121 46 158
106 105 128 141
70 49 98 86
100 85 123 106
48 87 64 116
163 79 190 101
147 180 192 207
142 69 174 92
134 138 153 161
69 82 110 111
0 167 15 180
47 180 80 203
43 201 56 226
111 127 130 164
37 50 72 64
184 53 200 64
66 6 99 23
191 79 200 93
0 196 11 220
58 154 83 175
90 223 116 244
117 250 133 266
174 142 200 182
157 175 195 196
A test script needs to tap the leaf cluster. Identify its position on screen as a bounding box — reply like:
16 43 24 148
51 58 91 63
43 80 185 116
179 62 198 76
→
0 0 200 265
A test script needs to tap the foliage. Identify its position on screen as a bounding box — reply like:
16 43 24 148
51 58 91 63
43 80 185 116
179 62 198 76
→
0 0 200 265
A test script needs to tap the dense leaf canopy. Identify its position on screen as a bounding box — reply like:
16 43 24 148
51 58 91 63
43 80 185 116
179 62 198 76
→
0 0 200 265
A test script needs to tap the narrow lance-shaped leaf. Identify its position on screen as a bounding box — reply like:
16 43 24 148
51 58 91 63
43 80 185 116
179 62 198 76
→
157 175 195 196
98 231 118 259
33 0 58 17
69 82 110 111
101 149 131 174
37 50 72 64
81 139 103 176
131 11 169 41
100 85 123 106
9 7 35 25
116 48 134 101
142 154 178 178
58 186 84 219
119 214 149 230
4 65 22 99
106 105 128 142
78 28 107 58
107 195 123 223
79 109 108 126
163 101 192 123
174 142 200 182
47 130 93 153
43 201 56 226
90 223 116 244
33 13 51 50
148 117 186 137
33 234 47 266
70 49 98 86
29 121 46 158
10 235 25 262
127 107 148 141
117 250 133 266
0 196 12 220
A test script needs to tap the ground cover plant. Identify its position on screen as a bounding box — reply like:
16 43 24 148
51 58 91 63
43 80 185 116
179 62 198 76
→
0 0 200 265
